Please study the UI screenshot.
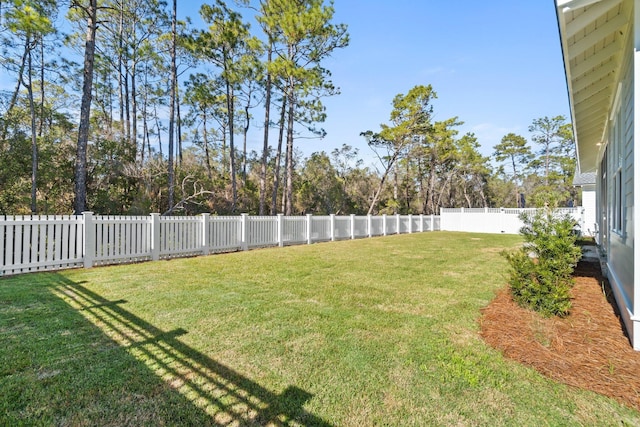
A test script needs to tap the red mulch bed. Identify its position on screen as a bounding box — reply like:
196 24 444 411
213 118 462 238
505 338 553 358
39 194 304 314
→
479 258 640 411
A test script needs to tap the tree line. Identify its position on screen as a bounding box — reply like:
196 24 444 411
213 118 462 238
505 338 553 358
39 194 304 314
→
0 0 576 216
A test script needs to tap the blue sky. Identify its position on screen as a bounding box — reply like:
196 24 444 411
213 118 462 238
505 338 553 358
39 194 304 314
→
2 1 570 169
184 0 570 166
316 1 570 164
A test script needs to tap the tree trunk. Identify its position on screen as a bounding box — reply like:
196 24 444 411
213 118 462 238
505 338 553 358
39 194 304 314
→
259 44 272 215
25 37 38 214
285 85 295 215
141 70 149 165
203 110 212 179
131 63 138 159
1 42 28 140
512 157 519 208
154 104 163 157
176 76 183 165
227 82 237 212
242 94 250 185
167 0 176 214
393 161 398 214
118 3 124 138
124 62 131 144
271 97 286 215
38 35 45 137
74 0 98 215
367 153 398 215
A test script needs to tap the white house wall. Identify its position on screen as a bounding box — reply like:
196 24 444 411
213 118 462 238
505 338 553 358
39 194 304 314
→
599 11 637 348
556 0 638 349
581 189 596 237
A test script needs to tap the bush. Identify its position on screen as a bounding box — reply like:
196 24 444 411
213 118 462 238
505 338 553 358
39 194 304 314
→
502 209 583 317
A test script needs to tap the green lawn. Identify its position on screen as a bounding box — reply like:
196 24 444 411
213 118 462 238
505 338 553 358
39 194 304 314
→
2 232 638 426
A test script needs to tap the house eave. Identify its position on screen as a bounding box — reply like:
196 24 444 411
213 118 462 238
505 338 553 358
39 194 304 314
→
555 0 630 173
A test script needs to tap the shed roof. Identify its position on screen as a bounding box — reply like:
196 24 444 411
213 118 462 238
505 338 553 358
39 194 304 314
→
572 170 597 186
555 0 631 173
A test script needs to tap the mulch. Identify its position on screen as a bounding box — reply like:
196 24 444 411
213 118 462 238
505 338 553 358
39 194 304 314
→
479 257 640 411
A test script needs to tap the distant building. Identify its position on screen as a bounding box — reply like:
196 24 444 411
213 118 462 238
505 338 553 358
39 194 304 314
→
572 170 596 237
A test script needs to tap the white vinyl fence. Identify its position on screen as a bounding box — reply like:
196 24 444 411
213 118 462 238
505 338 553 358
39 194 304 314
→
440 207 585 234
0 213 440 276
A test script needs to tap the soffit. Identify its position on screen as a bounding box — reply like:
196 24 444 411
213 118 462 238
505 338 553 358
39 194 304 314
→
556 0 630 173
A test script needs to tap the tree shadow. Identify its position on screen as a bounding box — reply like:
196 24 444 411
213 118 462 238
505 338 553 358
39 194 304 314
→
3 273 331 426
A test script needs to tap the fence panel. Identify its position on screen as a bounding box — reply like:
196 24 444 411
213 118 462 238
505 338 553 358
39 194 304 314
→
352 216 368 238
333 216 351 240
282 216 307 245
398 216 411 233
159 216 202 258
440 207 583 234
93 216 152 265
385 216 398 235
370 216 384 236
208 216 242 253
0 215 83 275
311 216 332 242
246 216 279 248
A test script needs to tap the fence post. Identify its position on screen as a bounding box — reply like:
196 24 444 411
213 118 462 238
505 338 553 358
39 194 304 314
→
367 214 372 238
201 213 210 255
430 214 434 231
330 214 335 241
383 214 387 236
277 214 284 247
82 212 94 269
408 214 413 233
396 214 401 234
419 214 424 232
307 214 313 245
150 213 160 261
240 213 249 250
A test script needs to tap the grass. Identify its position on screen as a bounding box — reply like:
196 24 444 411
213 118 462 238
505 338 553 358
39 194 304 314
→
1 231 639 426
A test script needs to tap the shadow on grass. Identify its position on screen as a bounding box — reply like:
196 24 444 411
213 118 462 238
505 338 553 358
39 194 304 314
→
2 273 330 426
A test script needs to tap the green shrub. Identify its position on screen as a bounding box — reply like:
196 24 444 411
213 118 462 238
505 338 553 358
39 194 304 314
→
502 209 583 317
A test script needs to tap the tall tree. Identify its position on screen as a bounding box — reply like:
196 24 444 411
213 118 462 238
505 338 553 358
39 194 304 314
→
166 0 177 214
493 133 532 208
2 0 57 213
266 0 348 215
417 116 463 214
297 151 342 214
529 115 567 186
528 115 575 207
71 0 98 214
363 85 435 215
451 132 490 208
185 73 218 180
191 1 260 212
254 0 278 215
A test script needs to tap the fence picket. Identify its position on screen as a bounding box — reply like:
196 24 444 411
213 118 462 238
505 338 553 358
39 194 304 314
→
0 217 5 270
14 219 23 269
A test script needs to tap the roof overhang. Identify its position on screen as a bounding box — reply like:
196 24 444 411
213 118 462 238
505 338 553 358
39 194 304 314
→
555 0 631 173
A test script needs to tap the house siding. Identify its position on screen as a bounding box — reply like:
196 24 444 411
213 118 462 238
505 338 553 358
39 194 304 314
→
600 22 636 343
557 0 638 349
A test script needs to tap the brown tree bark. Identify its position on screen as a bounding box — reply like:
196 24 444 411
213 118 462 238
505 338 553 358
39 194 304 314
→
74 0 98 215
